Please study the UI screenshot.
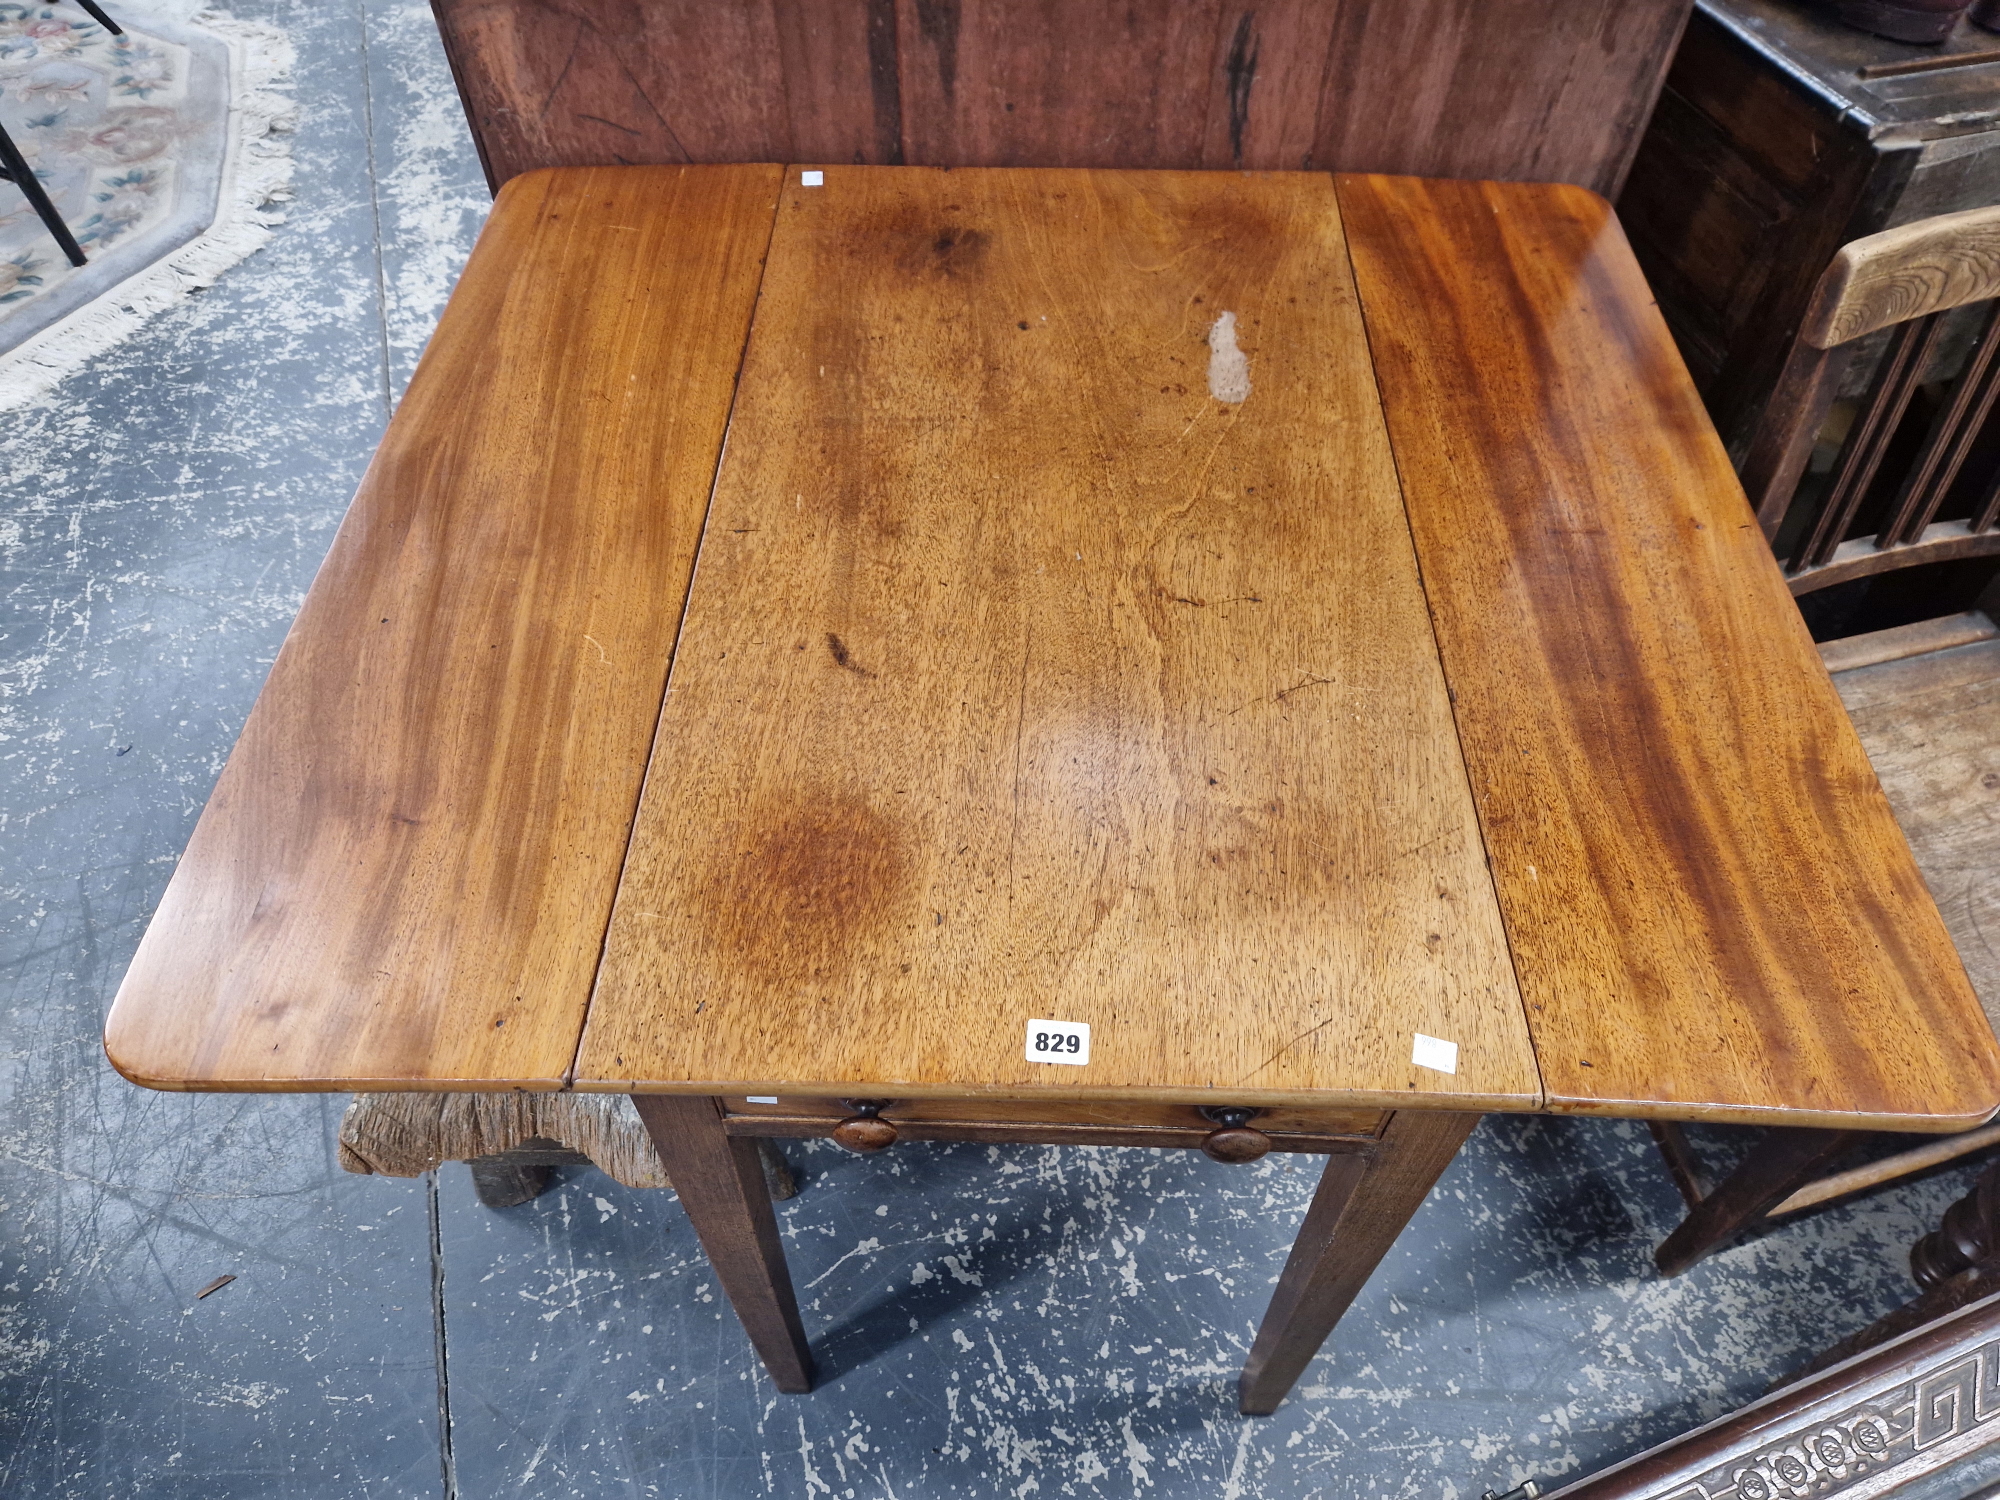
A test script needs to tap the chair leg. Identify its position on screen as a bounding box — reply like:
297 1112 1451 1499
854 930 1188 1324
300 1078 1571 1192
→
632 1094 814 1393
1238 1110 1480 1416
0 121 84 267
1648 1120 1709 1209
69 0 123 35
1654 1128 1863 1277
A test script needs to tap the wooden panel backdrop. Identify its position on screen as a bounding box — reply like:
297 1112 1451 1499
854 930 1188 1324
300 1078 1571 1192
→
429 0 1693 195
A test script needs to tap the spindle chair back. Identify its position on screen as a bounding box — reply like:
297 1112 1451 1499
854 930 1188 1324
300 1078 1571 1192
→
1741 205 2000 590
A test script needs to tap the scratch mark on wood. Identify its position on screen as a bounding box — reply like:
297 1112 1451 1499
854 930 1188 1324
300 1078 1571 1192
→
1006 630 1031 903
537 26 582 119
575 113 642 137
1237 1013 1345 1082
1226 673 1331 714
1272 674 1331 702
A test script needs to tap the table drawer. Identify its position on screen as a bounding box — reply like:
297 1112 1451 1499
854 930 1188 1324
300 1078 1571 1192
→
720 1096 1385 1153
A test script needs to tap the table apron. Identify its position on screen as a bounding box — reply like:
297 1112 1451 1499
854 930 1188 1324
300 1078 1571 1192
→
722 1115 1382 1154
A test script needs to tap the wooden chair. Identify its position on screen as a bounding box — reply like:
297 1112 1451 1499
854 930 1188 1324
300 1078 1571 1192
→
1652 207 2000 1276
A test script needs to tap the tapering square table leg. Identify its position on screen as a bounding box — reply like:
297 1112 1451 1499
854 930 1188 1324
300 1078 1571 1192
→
1238 1110 1481 1415
632 1094 815 1393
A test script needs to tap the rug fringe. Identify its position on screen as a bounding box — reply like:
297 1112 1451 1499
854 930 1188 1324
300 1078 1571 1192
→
0 8 297 409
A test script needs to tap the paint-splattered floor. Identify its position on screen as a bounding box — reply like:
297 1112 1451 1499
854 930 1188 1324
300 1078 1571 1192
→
0 5 1993 1496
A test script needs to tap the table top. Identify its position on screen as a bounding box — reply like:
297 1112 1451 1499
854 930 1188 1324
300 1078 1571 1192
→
103 164 2000 1131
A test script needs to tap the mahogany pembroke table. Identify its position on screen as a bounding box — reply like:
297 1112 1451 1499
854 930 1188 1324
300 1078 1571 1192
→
103 166 2000 1415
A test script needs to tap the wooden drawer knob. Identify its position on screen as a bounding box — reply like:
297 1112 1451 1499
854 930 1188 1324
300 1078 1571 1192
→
1198 1106 1272 1164
832 1099 898 1153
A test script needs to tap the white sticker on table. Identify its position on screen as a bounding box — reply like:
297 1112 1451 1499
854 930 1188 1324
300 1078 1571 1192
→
745 1096 778 1104
1411 1033 1458 1075
800 169 824 186
1026 1019 1090 1066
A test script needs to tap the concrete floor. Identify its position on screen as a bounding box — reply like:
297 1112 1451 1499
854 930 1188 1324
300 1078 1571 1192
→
0 4 1993 1496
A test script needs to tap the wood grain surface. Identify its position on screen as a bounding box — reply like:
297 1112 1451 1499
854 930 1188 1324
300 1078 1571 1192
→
432 0 892 191
1768 1122 2000 1217
103 165 783 1090
1336 173 2000 1131
716 1096 1387 1152
1302 0 1689 193
577 166 1536 1110
1833 636 2000 1036
432 0 1688 197
1804 204 2000 349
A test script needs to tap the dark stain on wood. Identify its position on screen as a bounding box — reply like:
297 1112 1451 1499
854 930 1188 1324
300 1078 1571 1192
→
926 225 987 277
1499 183 1868 1068
699 797 911 993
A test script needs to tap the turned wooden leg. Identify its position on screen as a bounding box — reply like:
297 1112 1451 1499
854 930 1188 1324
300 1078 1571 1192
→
1782 1159 2000 1385
1654 1128 1863 1278
1238 1109 1479 1416
632 1094 815 1393
1913 1157 2000 1287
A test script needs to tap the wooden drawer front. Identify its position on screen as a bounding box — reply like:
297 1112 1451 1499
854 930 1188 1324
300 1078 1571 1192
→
721 1097 1386 1149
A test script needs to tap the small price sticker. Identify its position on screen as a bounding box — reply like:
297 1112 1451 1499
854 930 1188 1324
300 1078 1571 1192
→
1026 1019 1090 1066
1411 1033 1458 1075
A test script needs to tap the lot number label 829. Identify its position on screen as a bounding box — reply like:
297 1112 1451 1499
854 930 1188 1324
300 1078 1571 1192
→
1025 1019 1090 1066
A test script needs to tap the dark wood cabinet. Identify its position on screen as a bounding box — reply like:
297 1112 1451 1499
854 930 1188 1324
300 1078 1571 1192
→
1620 0 2000 456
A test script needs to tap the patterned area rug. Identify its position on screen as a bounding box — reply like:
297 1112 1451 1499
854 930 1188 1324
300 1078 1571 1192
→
0 2 290 403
